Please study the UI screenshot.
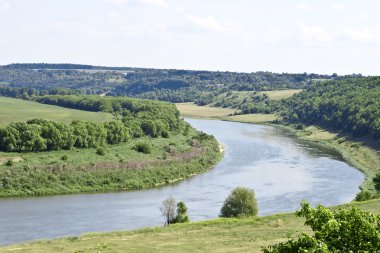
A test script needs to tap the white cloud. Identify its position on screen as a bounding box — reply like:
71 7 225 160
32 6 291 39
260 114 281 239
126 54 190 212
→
0 0 11 12
105 0 128 5
297 22 331 42
140 0 167 7
186 15 239 33
296 4 310 11
330 3 344 11
342 26 380 42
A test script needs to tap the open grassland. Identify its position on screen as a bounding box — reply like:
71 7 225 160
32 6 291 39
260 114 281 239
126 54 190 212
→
258 89 302 100
0 96 113 125
176 103 276 123
176 103 236 119
1 199 379 253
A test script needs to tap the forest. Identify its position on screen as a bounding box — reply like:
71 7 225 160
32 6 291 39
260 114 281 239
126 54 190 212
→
0 63 333 103
280 77 380 139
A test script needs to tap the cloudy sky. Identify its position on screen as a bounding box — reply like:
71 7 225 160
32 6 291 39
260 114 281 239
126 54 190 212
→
1 0 379 74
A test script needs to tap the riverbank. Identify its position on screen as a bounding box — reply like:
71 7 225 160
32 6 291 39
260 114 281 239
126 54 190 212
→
2 198 379 253
0 128 223 197
176 103 380 197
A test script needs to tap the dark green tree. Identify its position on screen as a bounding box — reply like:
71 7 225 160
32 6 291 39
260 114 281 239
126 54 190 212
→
220 187 258 218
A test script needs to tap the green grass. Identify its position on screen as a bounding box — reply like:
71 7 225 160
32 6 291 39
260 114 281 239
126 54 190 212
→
1 199 379 253
176 103 276 123
258 89 302 100
0 96 114 125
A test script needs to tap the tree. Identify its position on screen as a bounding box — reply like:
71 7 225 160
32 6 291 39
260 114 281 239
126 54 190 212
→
160 196 177 226
220 187 258 218
173 201 189 223
263 201 380 253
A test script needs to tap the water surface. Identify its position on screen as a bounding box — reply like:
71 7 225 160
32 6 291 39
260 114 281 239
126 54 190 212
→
0 119 364 245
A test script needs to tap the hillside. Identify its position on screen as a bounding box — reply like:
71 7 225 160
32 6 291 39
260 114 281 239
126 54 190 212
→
1 199 379 253
0 63 333 103
0 96 113 125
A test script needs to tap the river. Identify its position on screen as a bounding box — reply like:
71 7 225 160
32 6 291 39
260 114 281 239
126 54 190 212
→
0 119 364 245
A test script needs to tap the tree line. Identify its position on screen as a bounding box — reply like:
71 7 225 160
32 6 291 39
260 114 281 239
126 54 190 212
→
280 77 380 139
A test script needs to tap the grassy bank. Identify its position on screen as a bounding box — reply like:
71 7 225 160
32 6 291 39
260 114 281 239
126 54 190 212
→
0 127 222 197
2 199 379 253
0 96 113 125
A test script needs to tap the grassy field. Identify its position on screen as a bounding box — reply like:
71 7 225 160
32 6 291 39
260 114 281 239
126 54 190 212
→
176 103 236 119
0 96 114 125
258 89 302 100
176 103 277 124
2 199 379 253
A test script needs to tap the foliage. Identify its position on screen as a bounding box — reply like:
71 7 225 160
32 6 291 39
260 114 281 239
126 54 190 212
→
0 63 333 103
96 148 105 156
220 187 258 218
263 201 380 253
61 155 68 161
281 77 380 139
355 191 373 201
374 174 380 192
133 142 151 154
173 201 190 224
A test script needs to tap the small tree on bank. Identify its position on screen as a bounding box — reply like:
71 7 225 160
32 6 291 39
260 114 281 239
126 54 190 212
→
160 197 190 226
220 187 258 218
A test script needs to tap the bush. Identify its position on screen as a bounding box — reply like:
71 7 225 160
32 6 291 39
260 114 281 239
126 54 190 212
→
133 142 151 154
355 190 372 201
263 201 380 253
61 155 68 161
374 174 380 191
220 187 258 218
173 201 190 223
96 148 105 156
5 160 13 166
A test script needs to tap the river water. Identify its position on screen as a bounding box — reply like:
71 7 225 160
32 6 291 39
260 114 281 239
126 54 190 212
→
0 119 364 245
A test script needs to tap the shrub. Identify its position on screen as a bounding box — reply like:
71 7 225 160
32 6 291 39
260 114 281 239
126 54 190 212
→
61 155 68 161
374 174 380 191
220 187 258 217
96 148 105 156
263 201 380 253
133 142 151 154
355 190 372 201
5 160 13 166
173 201 190 223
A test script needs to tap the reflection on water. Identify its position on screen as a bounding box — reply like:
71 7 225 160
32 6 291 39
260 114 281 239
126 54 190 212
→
0 119 364 245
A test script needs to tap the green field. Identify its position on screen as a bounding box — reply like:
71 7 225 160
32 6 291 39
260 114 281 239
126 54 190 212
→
176 103 277 123
0 96 114 125
1 199 379 253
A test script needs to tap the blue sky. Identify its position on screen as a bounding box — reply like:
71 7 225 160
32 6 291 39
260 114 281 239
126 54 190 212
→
1 0 379 74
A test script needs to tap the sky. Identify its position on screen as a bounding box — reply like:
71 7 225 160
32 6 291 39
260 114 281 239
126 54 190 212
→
0 0 380 75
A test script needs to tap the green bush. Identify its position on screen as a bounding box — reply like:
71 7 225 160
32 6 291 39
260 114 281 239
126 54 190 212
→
96 148 105 156
263 201 380 253
133 142 151 154
220 187 258 218
355 190 372 201
61 155 68 161
374 174 380 191
173 201 190 223
5 160 13 166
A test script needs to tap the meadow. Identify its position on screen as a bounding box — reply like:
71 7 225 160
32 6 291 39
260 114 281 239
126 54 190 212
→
0 96 113 126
